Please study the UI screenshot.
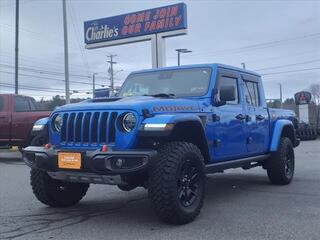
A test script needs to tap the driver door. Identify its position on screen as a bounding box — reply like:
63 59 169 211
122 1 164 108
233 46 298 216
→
210 69 247 162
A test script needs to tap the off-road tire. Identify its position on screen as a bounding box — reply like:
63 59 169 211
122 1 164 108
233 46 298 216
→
148 142 205 224
266 137 295 185
117 184 137 191
31 169 89 207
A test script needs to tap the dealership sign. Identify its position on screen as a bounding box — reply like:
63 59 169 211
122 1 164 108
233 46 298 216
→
294 91 312 105
84 3 187 45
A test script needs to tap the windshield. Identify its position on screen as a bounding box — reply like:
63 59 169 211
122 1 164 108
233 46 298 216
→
118 68 212 98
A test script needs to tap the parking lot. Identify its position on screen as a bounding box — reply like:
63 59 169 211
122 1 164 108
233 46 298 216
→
0 140 319 240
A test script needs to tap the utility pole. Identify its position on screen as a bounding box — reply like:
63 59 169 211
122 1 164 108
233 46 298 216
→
62 0 70 104
92 73 97 98
279 83 283 108
107 54 117 95
15 0 19 94
176 49 192 66
241 62 246 69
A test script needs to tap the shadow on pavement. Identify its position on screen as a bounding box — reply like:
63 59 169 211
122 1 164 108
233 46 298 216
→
0 150 23 163
0 171 272 239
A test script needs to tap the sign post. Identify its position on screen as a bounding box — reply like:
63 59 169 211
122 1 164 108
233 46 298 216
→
295 91 312 124
84 3 188 68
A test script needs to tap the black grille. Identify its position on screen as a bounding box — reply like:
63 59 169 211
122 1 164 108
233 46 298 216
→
60 111 118 146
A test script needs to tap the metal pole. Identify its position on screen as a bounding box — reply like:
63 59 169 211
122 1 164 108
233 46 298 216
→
241 62 246 69
107 54 117 95
62 0 70 104
15 0 19 94
92 73 96 98
110 56 114 93
279 83 283 108
176 49 192 67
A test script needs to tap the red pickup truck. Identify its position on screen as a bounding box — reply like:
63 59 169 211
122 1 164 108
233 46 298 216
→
0 94 51 148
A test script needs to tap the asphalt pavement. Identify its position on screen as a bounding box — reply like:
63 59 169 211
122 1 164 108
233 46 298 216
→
0 140 319 240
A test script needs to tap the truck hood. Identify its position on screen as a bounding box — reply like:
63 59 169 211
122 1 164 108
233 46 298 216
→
54 96 201 115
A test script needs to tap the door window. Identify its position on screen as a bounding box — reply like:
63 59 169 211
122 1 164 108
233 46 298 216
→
28 98 37 111
244 81 260 107
14 97 31 112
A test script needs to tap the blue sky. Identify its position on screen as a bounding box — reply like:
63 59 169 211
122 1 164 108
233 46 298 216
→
0 0 319 100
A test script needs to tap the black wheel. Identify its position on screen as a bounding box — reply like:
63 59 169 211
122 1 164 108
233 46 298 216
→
31 169 89 207
148 142 205 224
117 184 137 191
30 134 48 146
266 137 295 185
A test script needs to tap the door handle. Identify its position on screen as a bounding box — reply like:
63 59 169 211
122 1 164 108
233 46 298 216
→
235 114 246 120
256 115 265 121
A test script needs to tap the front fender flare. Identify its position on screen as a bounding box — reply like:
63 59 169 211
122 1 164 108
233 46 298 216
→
139 114 204 136
31 117 49 136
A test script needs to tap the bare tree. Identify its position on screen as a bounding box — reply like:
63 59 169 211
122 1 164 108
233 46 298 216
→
310 83 320 105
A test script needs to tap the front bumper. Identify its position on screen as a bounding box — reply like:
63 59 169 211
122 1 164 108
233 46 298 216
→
23 146 157 185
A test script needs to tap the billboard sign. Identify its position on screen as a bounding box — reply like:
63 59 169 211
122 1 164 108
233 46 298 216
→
84 3 187 45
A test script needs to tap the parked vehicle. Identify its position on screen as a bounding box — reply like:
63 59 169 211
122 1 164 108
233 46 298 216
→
0 94 50 149
23 64 300 224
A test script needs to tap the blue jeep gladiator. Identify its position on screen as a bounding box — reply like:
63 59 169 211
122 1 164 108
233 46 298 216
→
23 64 300 224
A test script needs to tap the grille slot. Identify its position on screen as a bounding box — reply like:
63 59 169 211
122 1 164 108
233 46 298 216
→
108 112 118 144
67 113 76 142
60 111 117 146
75 113 83 143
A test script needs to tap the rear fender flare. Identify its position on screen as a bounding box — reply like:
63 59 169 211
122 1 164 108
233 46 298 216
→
270 119 295 152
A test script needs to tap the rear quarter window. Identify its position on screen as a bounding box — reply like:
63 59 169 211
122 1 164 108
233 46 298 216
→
14 96 31 112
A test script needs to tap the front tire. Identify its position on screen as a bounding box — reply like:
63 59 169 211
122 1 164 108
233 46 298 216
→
148 142 205 224
31 169 89 207
266 137 295 185
30 133 48 146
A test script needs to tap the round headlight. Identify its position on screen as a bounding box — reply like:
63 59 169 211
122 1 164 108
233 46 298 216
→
122 113 136 132
52 114 62 132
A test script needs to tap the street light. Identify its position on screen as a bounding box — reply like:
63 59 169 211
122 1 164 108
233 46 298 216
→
176 48 192 66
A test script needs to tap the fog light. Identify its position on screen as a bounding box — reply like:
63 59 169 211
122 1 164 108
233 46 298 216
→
115 158 125 168
101 144 108 152
44 143 51 150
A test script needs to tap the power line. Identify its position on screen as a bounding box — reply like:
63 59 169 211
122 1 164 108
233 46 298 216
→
261 67 320 76
254 59 320 71
0 63 107 80
0 81 91 92
190 32 320 58
0 70 94 86
68 1 91 75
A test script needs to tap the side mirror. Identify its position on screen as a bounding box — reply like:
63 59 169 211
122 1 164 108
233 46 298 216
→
213 85 236 107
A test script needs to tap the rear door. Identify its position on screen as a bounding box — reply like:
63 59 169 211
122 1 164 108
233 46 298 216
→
241 74 269 154
211 69 247 161
0 95 11 144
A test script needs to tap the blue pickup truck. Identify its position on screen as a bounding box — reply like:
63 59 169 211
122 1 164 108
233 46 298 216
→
23 64 299 224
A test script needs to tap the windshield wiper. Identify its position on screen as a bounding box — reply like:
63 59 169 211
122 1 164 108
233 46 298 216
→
146 93 175 98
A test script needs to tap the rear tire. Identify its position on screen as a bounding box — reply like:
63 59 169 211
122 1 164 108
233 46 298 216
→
148 142 205 224
30 169 89 207
266 137 295 185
